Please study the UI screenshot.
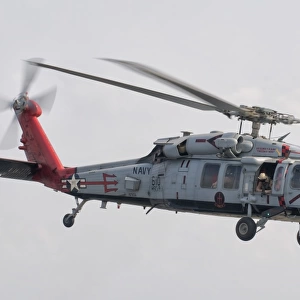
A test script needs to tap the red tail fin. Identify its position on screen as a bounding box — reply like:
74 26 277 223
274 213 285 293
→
17 99 74 188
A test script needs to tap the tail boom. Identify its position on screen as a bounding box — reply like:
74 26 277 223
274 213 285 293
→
16 100 74 189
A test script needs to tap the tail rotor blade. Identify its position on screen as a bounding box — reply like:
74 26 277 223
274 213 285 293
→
21 58 44 94
0 116 19 150
0 96 12 112
33 86 57 114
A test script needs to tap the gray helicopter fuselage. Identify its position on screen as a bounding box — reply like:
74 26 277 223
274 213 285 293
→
64 132 300 223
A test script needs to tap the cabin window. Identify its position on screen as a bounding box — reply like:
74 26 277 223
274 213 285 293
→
273 166 284 191
291 165 300 189
201 163 220 188
223 165 242 189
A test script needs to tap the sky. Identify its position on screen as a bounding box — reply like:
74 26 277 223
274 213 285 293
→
1 1 300 299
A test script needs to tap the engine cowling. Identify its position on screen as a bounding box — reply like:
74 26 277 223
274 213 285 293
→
158 132 253 158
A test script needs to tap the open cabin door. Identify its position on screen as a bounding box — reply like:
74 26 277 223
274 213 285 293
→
271 163 290 196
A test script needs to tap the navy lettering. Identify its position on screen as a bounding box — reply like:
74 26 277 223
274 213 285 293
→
133 167 151 175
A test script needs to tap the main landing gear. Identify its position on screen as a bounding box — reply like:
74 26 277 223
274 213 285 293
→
235 205 286 242
236 217 257 241
63 197 87 228
297 224 300 246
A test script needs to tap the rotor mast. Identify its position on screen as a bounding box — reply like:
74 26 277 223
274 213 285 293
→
251 122 261 138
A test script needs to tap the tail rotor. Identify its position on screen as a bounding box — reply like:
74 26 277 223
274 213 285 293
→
0 58 56 149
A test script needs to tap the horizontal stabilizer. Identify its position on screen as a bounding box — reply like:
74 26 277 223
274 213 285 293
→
0 158 39 181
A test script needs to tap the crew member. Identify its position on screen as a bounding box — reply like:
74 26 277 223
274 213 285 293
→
256 172 272 195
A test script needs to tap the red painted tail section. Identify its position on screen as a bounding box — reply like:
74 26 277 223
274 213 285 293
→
17 100 74 189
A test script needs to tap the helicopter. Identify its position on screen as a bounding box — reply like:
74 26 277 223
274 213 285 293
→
1 58 300 245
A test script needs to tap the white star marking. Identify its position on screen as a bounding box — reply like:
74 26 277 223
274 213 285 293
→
67 174 80 191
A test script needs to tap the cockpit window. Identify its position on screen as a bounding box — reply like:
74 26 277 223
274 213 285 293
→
291 165 300 189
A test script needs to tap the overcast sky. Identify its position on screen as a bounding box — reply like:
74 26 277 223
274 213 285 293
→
1 1 300 299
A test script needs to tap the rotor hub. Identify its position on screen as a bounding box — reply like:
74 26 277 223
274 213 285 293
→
13 93 28 112
12 93 42 117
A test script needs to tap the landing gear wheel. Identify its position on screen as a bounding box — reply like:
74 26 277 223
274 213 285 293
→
236 217 257 241
297 231 300 246
63 214 75 228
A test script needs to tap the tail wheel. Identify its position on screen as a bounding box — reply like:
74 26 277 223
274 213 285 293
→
236 217 257 241
63 214 75 228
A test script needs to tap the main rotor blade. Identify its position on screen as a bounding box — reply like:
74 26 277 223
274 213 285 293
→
0 115 19 150
21 58 44 94
32 86 57 114
102 59 243 113
27 61 218 112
